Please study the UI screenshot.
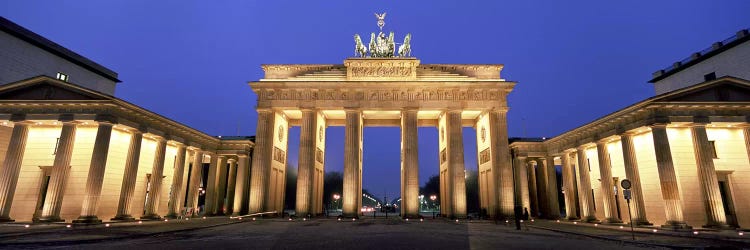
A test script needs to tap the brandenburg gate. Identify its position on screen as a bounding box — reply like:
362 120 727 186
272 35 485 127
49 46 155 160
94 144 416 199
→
248 15 516 219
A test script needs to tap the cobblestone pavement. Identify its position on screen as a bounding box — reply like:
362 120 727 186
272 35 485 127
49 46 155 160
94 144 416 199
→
0 217 748 249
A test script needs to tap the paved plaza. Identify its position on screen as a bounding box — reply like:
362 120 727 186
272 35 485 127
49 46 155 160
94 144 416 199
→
1 217 748 249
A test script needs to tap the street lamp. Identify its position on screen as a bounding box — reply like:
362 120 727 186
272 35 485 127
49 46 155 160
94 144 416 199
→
430 194 437 219
333 194 341 214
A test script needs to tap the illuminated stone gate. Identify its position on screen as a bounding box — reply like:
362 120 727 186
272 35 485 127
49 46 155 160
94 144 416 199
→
249 58 515 218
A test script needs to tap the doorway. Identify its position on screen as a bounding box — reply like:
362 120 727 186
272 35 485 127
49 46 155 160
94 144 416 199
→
33 166 53 219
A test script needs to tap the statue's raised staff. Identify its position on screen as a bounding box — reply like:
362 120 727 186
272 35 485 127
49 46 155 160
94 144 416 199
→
353 34 367 58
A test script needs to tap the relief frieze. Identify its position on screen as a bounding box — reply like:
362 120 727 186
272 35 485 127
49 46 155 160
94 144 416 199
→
259 88 503 102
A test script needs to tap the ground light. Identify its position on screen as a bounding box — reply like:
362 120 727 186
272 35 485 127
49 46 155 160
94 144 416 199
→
252 218 256 221
186 218 189 220
66 225 71 228
405 218 409 221
105 224 110 227
693 231 699 235
24 225 29 228
619 226 624 229
164 219 169 222
739 232 744 236
652 229 658 233
420 218 423 222
202 216 206 219
138 221 142 224
556 220 560 223
573 222 577 224
594 224 598 227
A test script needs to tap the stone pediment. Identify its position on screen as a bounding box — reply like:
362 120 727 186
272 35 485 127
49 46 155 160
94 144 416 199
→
0 76 111 101
657 77 750 102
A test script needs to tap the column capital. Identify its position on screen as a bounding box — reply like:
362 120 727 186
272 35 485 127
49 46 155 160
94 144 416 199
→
576 145 589 151
691 116 711 125
401 107 419 113
9 114 26 122
445 109 462 114
58 114 76 123
237 154 249 159
227 158 237 163
217 154 228 159
343 108 361 113
94 114 117 124
299 108 316 113
256 108 273 114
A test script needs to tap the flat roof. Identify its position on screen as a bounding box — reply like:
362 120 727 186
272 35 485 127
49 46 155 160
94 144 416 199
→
0 16 121 83
649 28 749 83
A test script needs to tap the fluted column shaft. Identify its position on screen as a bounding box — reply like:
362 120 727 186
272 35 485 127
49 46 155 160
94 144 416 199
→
204 154 220 215
513 155 529 217
343 110 362 217
0 116 30 222
446 111 466 218
561 152 579 220
249 110 273 213
744 126 750 166
596 141 621 223
690 123 727 227
75 120 114 223
39 119 77 222
544 156 561 219
142 137 167 219
216 157 229 215
620 133 651 225
527 161 539 217
492 111 513 218
533 159 548 219
235 155 250 215
296 110 316 216
650 125 690 228
113 130 142 220
166 144 187 218
186 150 204 214
225 159 237 215
576 147 597 222
401 109 419 218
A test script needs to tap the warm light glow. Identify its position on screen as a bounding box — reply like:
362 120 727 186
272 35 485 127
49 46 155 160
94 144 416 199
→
619 226 624 229
739 232 744 236
24 225 29 228
66 225 71 228
138 221 142 224
573 222 577 224
693 231 699 235
252 218 256 221
594 224 598 226
652 229 658 233
420 218 423 222
105 224 110 227
556 220 560 223
186 218 189 220
164 219 169 222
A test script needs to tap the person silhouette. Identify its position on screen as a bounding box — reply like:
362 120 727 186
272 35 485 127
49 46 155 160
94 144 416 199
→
523 207 530 220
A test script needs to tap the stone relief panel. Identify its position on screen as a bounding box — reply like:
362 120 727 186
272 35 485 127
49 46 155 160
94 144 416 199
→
258 88 505 102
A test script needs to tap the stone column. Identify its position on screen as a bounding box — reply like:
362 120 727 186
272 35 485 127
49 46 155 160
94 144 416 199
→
296 109 315 216
544 156 561 219
216 157 229 215
343 109 362 218
595 140 621 223
186 149 204 214
533 158 548 219
576 146 597 222
0 115 30 222
203 154 220 215
142 136 168 219
446 110 467 218
690 120 727 228
401 109 419 218
38 115 78 222
650 124 690 229
527 161 539 217
620 132 651 225
513 155 529 213
249 109 273 214
494 111 513 219
165 143 187 218
235 154 250 215
74 116 115 224
561 152 579 220
224 158 237 215
744 125 750 166
112 128 143 220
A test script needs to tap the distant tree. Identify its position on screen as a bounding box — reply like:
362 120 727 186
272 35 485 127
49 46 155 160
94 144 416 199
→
323 171 343 209
420 175 440 210
284 163 297 211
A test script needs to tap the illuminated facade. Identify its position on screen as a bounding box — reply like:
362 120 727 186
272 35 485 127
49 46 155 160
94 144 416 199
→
0 18 254 223
249 59 515 219
512 29 750 229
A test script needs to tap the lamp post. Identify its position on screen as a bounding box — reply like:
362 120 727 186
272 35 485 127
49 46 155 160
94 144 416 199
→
430 195 437 219
333 194 340 216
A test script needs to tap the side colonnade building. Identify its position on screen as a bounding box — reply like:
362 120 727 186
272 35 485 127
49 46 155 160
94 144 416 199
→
0 17 255 223
511 29 750 229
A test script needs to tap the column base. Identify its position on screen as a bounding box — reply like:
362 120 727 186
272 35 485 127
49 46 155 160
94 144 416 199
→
72 216 102 224
661 221 692 230
34 216 64 223
581 216 599 223
702 223 733 230
140 214 163 221
601 218 623 224
631 219 653 226
401 214 422 219
566 216 580 221
0 216 15 222
110 215 135 221
164 213 180 219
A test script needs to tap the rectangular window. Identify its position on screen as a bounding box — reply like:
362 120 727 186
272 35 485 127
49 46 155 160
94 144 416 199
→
56 72 69 82
709 140 718 159
704 72 716 81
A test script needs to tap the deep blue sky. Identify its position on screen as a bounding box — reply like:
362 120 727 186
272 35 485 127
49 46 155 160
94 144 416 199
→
2 1 749 199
